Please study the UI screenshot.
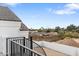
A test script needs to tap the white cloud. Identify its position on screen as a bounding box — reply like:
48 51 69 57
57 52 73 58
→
65 3 79 10
6 3 18 6
52 3 79 15
53 9 76 15
0 3 18 7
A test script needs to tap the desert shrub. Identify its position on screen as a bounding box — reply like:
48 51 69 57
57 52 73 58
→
64 31 79 38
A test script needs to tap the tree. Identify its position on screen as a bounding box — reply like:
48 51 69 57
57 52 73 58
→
37 27 45 32
54 26 61 32
76 26 79 33
66 24 76 32
38 27 42 32
46 28 52 33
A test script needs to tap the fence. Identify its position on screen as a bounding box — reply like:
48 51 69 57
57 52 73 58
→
6 37 46 56
11 40 43 56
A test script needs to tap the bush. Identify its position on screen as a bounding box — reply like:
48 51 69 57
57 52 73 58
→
64 31 79 38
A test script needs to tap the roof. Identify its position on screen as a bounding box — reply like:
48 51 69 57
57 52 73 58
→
0 6 21 22
20 23 29 31
0 6 29 31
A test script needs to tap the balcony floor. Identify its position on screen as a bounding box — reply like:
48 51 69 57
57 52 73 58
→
43 47 67 56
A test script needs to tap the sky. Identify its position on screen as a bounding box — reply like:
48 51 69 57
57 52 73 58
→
2 3 79 29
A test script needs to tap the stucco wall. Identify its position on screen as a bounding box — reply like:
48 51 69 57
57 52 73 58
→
0 21 29 55
20 31 29 38
0 21 21 28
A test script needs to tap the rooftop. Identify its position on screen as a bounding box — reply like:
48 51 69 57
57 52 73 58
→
0 6 21 22
0 6 29 31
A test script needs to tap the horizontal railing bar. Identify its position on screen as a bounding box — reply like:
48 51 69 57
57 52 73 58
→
31 40 47 56
6 37 24 39
10 40 44 56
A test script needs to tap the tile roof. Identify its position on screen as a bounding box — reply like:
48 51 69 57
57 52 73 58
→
0 6 29 31
20 23 29 31
0 6 21 22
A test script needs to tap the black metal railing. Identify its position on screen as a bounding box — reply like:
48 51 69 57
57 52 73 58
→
10 40 43 56
6 37 46 56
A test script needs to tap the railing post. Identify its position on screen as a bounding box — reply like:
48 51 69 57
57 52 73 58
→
23 37 25 46
11 41 12 56
20 46 22 56
30 36 33 56
30 36 33 49
6 38 8 56
23 37 25 54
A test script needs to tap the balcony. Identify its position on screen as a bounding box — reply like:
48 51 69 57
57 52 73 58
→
6 37 46 56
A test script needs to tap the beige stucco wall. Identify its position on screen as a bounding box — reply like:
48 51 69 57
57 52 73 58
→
0 21 29 55
20 31 29 38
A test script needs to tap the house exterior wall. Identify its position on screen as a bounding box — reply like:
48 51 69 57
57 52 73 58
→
0 21 29 55
0 21 21 37
20 31 29 38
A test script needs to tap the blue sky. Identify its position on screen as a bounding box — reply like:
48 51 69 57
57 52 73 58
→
6 3 79 29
